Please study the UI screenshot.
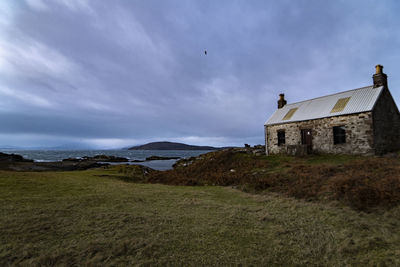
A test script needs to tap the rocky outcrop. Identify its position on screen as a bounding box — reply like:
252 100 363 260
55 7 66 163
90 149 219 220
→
0 152 33 162
0 152 107 171
145 156 180 161
62 155 129 162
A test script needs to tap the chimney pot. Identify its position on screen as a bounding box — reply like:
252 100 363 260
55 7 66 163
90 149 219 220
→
375 64 383 74
277 93 287 109
373 65 388 88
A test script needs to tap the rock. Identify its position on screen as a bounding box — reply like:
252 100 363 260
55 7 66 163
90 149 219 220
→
145 156 180 161
62 157 83 162
252 149 265 156
0 159 108 172
89 155 129 162
62 155 128 163
172 156 197 168
0 152 33 162
62 155 129 163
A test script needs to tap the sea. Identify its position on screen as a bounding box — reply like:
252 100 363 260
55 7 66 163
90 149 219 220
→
0 149 213 171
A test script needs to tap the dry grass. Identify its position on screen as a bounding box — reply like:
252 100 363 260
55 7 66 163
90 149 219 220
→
145 150 400 211
1 168 400 265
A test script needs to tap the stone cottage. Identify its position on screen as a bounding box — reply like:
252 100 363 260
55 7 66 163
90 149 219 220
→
264 65 400 155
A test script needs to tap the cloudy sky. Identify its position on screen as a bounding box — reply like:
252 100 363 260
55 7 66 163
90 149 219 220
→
0 0 399 149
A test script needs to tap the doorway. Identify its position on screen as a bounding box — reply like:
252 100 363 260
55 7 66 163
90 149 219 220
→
301 129 312 153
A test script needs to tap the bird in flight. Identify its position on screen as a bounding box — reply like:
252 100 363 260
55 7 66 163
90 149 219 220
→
204 50 207 55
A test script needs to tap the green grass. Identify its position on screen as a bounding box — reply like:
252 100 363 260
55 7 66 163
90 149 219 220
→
1 167 399 266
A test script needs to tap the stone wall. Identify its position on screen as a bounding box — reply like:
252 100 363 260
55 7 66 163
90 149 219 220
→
372 88 400 154
265 112 374 155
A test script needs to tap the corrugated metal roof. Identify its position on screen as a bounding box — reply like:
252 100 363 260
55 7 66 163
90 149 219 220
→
265 85 383 125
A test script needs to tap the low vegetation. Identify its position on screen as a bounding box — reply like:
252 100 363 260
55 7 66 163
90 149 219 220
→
140 149 400 211
1 150 400 265
1 168 400 265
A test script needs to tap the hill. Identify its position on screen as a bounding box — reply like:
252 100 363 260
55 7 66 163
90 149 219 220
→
145 148 400 211
128 141 218 150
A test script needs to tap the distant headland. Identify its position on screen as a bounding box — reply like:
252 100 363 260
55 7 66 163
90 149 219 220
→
128 141 219 151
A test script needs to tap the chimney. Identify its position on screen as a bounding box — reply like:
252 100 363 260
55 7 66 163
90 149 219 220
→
277 93 287 109
373 64 388 88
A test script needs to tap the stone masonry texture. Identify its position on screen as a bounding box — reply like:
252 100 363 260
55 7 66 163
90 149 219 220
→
372 88 400 154
265 112 375 155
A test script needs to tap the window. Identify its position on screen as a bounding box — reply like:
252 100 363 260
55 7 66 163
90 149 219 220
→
282 108 298 120
331 97 351 113
333 126 346 144
277 130 285 146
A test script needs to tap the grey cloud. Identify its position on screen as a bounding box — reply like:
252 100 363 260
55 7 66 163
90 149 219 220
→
0 0 399 148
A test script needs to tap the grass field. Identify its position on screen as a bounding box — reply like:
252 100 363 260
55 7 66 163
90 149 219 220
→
1 166 399 266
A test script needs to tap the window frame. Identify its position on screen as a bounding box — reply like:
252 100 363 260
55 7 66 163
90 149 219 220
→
333 126 346 145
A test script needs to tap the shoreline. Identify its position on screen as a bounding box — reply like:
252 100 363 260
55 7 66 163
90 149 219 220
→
0 149 212 162
0 152 184 171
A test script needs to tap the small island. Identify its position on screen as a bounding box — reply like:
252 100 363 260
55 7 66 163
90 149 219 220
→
128 141 218 151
